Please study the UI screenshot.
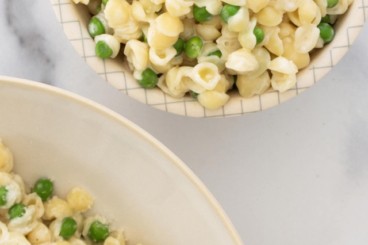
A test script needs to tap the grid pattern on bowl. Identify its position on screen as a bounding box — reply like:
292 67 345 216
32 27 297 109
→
50 0 367 117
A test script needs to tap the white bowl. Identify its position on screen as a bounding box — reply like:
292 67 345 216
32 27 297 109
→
0 76 243 245
50 0 366 117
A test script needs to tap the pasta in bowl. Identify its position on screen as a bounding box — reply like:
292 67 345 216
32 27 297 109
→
0 141 135 244
0 76 243 244
52 0 365 117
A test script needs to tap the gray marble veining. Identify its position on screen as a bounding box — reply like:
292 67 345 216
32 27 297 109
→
1 1 368 244
1 1 55 84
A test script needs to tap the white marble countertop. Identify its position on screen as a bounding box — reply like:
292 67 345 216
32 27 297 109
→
1 1 368 244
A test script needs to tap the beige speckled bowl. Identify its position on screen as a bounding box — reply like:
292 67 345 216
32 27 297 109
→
0 76 243 244
51 0 366 117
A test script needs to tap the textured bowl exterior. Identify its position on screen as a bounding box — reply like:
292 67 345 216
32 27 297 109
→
51 0 366 117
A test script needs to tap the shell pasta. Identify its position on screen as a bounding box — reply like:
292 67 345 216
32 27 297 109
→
74 0 353 110
0 139 141 245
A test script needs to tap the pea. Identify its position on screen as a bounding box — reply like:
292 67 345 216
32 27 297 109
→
8 203 26 219
318 22 335 43
220 4 240 23
102 0 109 5
139 68 158 88
193 5 212 23
253 26 265 44
88 16 106 38
87 220 109 242
321 15 331 23
0 187 7 206
327 0 339 8
173 38 185 55
207 50 222 58
190 91 199 99
95 40 113 59
184 36 203 59
33 178 53 201
139 33 147 43
59 217 77 240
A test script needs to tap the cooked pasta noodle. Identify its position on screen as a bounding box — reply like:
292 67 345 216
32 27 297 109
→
197 90 230 110
157 66 192 97
165 0 194 17
191 62 221 90
237 71 271 98
194 0 222 15
124 40 149 78
225 48 259 75
0 140 13 173
227 7 249 33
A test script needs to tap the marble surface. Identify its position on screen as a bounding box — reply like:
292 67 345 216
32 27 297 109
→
1 1 368 244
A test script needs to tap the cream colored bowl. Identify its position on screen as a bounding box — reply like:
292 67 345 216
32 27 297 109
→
51 0 366 117
0 76 243 245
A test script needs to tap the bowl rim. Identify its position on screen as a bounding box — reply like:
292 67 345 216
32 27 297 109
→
0 75 244 245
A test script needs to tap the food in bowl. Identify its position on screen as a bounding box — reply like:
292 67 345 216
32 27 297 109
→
0 139 140 245
72 0 353 110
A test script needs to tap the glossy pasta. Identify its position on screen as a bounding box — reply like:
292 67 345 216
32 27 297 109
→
0 139 141 245
75 0 353 110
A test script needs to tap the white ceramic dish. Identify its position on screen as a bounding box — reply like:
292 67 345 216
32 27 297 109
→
50 0 366 117
0 76 243 245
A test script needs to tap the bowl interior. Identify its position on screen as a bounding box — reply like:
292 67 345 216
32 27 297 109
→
51 0 366 117
0 77 242 245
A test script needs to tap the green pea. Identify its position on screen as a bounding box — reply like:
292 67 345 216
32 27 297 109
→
321 15 331 23
0 187 7 206
184 36 203 59
8 203 26 219
207 50 222 58
190 91 199 99
193 5 213 23
318 22 335 44
59 217 77 240
173 38 185 55
253 26 265 44
33 178 53 201
88 16 106 38
327 0 339 8
139 33 147 43
139 68 158 88
220 4 240 23
87 220 109 242
102 0 109 5
95 41 113 59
